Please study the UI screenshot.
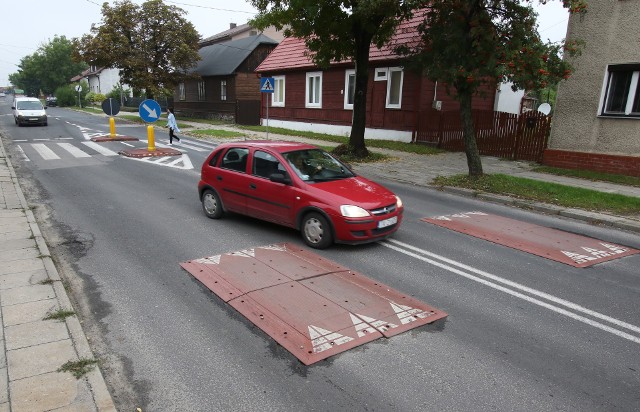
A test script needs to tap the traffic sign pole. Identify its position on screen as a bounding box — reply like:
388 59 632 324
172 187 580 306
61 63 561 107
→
260 77 275 141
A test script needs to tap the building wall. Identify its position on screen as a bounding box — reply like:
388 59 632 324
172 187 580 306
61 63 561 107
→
548 1 640 160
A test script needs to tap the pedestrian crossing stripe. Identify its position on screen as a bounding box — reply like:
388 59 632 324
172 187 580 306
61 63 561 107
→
124 153 194 170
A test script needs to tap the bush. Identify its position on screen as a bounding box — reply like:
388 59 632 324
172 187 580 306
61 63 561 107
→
55 85 77 107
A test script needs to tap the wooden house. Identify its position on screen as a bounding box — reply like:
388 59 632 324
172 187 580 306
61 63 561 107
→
173 34 278 124
255 13 497 142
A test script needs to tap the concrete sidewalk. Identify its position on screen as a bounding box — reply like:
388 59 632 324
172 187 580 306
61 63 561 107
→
0 138 115 411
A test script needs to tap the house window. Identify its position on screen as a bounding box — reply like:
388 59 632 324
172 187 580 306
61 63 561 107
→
221 80 227 101
344 69 356 110
198 81 205 101
179 82 185 101
386 67 404 109
305 72 322 108
272 76 285 107
601 64 640 118
375 68 388 81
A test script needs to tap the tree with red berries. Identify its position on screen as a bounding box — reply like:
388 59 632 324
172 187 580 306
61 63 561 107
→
399 0 586 176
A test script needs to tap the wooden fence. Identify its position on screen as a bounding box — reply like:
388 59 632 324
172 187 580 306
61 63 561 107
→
414 109 551 162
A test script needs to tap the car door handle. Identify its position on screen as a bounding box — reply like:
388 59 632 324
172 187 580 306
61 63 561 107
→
249 183 257 189
216 176 223 181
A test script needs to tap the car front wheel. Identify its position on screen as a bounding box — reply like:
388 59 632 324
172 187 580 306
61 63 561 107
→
301 212 333 249
201 189 223 219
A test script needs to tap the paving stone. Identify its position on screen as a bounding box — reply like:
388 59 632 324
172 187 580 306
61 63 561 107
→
0 238 35 252
0 247 40 263
3 299 59 326
0 222 30 234
9 371 92 412
0 258 45 276
5 320 69 350
0 230 31 243
0 284 54 307
0 269 48 290
0 368 7 403
8 339 76 380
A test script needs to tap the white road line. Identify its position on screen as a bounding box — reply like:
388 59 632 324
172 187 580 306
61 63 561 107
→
31 144 60 160
57 143 91 158
33 138 50 141
381 239 640 345
81 142 119 156
15 145 30 162
120 142 135 147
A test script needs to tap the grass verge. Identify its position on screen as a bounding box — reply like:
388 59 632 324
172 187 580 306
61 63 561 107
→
433 174 640 216
191 129 246 138
533 166 640 188
58 358 99 379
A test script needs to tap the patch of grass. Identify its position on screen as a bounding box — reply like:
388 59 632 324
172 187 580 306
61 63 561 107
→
58 358 99 379
433 174 640 216
192 129 246 138
237 125 442 155
533 166 640 188
39 279 55 285
337 150 389 164
44 309 76 322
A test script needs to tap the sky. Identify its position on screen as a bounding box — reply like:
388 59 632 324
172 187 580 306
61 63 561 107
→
0 0 570 88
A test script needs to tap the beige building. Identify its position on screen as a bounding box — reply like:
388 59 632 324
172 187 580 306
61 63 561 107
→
545 1 640 177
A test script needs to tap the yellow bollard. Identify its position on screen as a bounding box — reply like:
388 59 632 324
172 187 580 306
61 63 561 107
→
147 125 155 152
109 117 116 138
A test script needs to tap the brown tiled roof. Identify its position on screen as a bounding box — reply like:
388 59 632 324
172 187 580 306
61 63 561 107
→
256 10 424 73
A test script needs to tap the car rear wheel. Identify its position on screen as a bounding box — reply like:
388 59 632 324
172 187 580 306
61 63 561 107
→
301 212 333 249
202 189 223 219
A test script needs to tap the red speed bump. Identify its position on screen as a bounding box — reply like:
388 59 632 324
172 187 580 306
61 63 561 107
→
422 211 639 268
181 243 447 365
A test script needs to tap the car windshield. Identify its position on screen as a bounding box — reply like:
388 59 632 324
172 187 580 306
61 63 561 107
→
283 149 355 182
16 101 43 110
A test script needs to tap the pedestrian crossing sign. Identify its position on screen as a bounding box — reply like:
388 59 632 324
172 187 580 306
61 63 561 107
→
260 77 274 93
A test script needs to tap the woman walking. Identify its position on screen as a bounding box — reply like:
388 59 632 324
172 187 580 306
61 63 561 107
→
166 107 181 145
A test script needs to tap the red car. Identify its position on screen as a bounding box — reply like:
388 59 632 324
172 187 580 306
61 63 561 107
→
198 141 403 249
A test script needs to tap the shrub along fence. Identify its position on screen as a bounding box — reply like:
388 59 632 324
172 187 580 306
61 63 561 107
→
414 109 551 162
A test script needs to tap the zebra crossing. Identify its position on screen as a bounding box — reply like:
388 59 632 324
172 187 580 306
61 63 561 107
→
15 137 217 170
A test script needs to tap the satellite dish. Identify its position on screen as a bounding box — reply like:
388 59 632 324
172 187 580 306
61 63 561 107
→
538 103 551 115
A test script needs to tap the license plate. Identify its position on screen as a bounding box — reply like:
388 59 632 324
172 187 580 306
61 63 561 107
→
377 216 397 228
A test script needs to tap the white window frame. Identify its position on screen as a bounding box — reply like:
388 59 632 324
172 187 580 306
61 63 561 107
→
271 75 285 107
198 81 205 101
178 82 185 101
386 67 404 109
375 67 388 81
344 69 356 110
600 64 640 118
305 71 322 108
220 80 227 101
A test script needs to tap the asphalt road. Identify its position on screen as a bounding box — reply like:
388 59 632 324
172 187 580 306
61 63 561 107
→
1 102 639 411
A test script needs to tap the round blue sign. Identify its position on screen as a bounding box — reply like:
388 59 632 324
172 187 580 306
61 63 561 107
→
138 99 162 123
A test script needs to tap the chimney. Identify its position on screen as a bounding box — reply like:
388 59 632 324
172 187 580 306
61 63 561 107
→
230 23 237 29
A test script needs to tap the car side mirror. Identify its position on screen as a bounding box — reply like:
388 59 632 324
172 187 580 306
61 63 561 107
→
269 172 291 185
11 106 15 110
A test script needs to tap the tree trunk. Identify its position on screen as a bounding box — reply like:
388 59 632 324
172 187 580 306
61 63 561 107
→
459 92 484 177
349 30 372 158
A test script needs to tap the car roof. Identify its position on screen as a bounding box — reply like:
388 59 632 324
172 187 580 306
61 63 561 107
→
218 140 319 154
14 97 40 101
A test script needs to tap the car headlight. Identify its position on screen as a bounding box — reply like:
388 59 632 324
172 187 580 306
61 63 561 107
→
340 205 370 218
395 195 403 208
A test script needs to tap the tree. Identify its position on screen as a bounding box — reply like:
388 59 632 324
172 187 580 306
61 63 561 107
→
9 36 86 96
250 0 417 157
398 0 586 176
73 0 200 99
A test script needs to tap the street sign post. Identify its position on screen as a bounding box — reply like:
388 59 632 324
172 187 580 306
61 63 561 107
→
75 85 82 108
260 77 274 140
139 99 162 152
138 99 161 123
102 98 121 138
